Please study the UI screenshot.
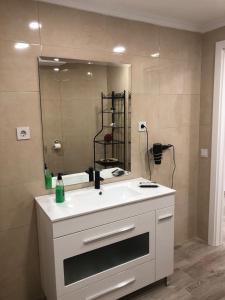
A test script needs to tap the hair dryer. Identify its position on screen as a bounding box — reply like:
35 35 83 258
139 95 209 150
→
150 143 172 164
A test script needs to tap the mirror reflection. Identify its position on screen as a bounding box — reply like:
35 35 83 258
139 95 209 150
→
38 57 131 188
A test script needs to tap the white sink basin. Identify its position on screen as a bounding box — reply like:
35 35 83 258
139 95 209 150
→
68 185 141 203
35 178 176 222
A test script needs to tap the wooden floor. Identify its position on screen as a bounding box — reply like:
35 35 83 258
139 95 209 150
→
121 238 225 300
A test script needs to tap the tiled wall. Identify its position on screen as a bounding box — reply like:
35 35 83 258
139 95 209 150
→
0 0 202 299
198 27 225 240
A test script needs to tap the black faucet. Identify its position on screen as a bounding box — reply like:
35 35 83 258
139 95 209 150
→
85 167 94 182
94 170 104 189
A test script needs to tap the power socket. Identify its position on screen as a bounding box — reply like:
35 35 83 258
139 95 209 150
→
138 121 147 132
16 127 31 140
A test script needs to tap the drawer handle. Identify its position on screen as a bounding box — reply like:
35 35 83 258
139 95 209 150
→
86 277 136 300
158 213 173 221
83 224 136 244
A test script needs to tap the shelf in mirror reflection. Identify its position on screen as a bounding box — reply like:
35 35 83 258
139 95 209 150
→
95 140 125 145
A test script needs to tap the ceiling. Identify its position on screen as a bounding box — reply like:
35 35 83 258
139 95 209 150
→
39 0 225 33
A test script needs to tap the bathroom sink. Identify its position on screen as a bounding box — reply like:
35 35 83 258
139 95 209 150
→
70 185 141 203
35 177 175 222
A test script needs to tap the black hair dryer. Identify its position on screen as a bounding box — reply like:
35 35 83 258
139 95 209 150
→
150 143 172 164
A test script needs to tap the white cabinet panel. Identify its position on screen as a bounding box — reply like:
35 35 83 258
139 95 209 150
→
156 206 174 280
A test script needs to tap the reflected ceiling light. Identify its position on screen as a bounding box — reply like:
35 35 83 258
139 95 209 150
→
54 58 59 62
113 46 126 54
88 61 93 64
29 21 42 30
86 71 93 77
53 68 60 72
14 42 30 49
151 52 160 58
62 68 68 72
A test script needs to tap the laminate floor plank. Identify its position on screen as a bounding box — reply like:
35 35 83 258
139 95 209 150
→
121 238 225 300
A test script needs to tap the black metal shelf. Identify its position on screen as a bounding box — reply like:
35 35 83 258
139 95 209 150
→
102 95 125 100
103 111 124 114
103 125 124 129
95 140 124 145
93 90 126 170
95 160 123 167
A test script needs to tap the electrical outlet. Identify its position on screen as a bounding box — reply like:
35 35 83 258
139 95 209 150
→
138 121 147 132
16 127 31 140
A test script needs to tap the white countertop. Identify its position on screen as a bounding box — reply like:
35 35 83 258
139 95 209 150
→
35 177 175 222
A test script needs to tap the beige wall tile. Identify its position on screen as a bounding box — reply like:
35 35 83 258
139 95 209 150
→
200 94 213 126
132 56 160 94
198 157 211 240
159 27 202 62
0 0 40 44
0 91 44 186
159 59 185 94
158 94 200 128
0 136 44 187
175 187 197 244
200 57 214 97
0 260 43 300
183 61 201 94
0 92 42 139
0 222 39 273
0 40 40 92
104 17 159 56
199 125 212 149
38 2 108 50
0 180 45 232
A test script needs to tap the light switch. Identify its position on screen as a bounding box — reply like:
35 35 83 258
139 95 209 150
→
200 148 208 158
16 127 31 140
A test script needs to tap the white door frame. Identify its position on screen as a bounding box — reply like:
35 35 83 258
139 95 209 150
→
208 40 225 246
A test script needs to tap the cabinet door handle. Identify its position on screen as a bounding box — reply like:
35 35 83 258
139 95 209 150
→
83 224 136 244
158 213 173 221
86 277 136 300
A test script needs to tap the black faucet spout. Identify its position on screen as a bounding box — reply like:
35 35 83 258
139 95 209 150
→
94 170 104 189
95 170 101 189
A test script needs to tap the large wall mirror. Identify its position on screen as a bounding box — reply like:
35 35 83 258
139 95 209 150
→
38 57 131 188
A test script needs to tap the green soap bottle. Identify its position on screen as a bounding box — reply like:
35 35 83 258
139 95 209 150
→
55 173 65 203
44 164 52 189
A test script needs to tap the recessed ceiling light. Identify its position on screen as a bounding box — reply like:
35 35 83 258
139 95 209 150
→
29 21 42 30
88 61 93 65
14 42 30 50
113 46 126 54
151 52 160 58
53 68 60 72
54 58 59 62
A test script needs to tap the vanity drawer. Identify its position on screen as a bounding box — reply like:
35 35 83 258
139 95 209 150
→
54 211 155 296
59 260 155 300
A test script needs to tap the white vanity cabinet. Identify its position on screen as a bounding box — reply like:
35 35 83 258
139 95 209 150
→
36 178 175 300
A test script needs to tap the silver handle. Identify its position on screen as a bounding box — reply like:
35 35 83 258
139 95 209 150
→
83 224 136 244
86 277 136 300
158 213 173 221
